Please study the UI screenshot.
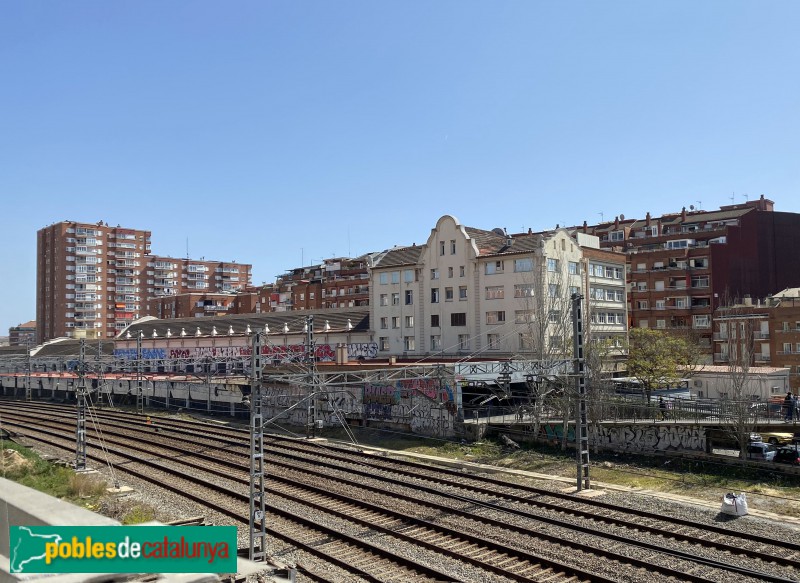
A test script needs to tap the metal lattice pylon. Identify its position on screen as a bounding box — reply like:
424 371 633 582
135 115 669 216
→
76 340 87 471
571 293 590 491
249 332 267 562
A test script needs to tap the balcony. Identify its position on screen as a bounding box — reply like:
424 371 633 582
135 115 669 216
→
754 354 771 362
714 353 729 362
754 331 770 339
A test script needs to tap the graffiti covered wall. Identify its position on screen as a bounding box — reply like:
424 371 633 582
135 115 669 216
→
534 422 707 453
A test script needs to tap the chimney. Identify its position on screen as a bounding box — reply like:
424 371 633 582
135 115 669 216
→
743 295 752 306
681 207 687 221
645 212 651 227
582 220 588 233
614 216 619 229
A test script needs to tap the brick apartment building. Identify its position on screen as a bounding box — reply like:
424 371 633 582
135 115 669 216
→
714 288 800 392
37 221 152 342
8 321 36 346
580 196 800 356
37 221 251 343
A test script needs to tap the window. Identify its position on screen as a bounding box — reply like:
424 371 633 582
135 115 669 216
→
514 258 533 272
548 310 561 323
550 335 563 348
515 310 531 324
431 288 440 303
485 261 504 275
440 241 445 255
487 334 500 349
405 290 413 305
610 230 624 241
568 261 579 275
519 334 532 350
380 317 388 329
404 336 415 351
448 266 453 278
783 343 792 353
656 299 665 309
459 286 468 300
548 284 560 298
430 335 441 350
514 284 534 298
693 315 710 329
486 311 506 324
379 273 388 285
450 240 456 254
431 268 439 280
458 334 470 350
380 294 388 307
431 314 440 328
451 313 467 326
486 286 504 300
459 266 465 277
403 269 415 283
405 316 414 327
391 317 400 329
379 337 389 351
445 287 454 301
569 286 580 296
391 293 400 305
391 271 400 284
547 258 559 272
636 282 647 291
654 281 665 291
636 300 649 309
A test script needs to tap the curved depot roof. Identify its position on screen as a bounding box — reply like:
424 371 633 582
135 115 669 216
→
116 307 370 340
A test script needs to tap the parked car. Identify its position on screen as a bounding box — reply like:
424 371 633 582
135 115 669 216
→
750 400 784 419
747 442 777 461
758 431 795 445
774 446 800 465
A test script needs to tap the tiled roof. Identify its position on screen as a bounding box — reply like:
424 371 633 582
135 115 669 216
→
117 308 370 340
372 246 424 268
466 227 549 257
34 339 115 358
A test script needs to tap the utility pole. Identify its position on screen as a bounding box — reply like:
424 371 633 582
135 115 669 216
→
76 339 87 471
25 340 32 401
248 332 266 562
305 315 317 439
206 356 213 412
136 331 144 414
571 293 590 491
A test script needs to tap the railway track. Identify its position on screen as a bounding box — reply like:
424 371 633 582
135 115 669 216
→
1 400 798 582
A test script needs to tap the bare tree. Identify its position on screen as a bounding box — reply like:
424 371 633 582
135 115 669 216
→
513 232 580 450
716 302 760 459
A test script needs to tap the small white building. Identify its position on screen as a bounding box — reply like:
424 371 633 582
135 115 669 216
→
689 365 790 401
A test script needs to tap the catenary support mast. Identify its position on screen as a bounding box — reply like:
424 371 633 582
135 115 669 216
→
572 293 590 491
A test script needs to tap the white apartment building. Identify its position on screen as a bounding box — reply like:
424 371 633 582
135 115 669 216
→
370 215 628 359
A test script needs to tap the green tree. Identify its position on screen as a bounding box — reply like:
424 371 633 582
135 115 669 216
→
628 328 696 403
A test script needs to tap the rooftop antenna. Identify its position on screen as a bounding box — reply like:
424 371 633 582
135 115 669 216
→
186 237 189 260
598 212 604 223
696 200 702 210
743 193 749 202
730 192 735 204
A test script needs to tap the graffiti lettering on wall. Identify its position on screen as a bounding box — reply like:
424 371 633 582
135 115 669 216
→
363 403 393 420
168 346 253 359
591 425 705 453
536 423 706 453
363 383 399 405
348 343 378 359
114 348 166 360
113 342 377 362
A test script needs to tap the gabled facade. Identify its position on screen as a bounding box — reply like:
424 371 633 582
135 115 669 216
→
370 215 628 359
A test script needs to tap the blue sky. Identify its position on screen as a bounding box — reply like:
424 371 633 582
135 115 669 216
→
1 2 799 334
